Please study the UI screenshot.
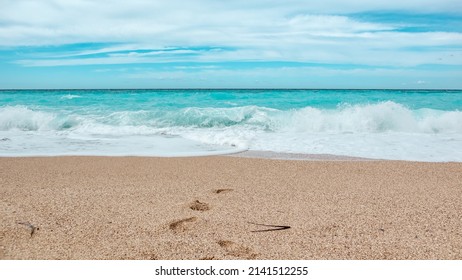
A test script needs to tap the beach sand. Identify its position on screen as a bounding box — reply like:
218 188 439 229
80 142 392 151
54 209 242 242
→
1 156 461 260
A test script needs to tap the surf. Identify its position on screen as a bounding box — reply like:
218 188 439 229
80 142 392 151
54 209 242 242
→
1 89 461 161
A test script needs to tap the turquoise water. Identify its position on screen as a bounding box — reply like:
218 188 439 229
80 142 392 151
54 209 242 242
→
2 89 461 110
1 89 462 161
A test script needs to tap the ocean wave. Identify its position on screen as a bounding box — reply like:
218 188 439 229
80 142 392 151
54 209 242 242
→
283 101 462 133
60 94 82 100
0 106 77 131
1 102 461 135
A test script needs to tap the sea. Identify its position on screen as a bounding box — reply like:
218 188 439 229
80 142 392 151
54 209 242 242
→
1 89 461 161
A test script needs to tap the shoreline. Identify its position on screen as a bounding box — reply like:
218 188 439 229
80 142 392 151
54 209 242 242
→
1 156 461 259
0 151 376 161
228 150 378 161
2 149 459 163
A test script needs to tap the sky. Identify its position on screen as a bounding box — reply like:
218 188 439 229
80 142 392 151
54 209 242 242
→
0 0 461 89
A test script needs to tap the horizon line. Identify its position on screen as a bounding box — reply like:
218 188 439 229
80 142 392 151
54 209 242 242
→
1 88 461 91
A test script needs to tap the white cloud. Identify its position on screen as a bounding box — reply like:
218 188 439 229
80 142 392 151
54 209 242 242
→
15 30 462 67
1 0 460 46
2 0 462 68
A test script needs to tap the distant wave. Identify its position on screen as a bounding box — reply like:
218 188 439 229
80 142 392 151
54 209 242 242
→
60 94 82 100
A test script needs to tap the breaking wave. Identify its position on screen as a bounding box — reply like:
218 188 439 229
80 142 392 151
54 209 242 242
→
1 102 461 134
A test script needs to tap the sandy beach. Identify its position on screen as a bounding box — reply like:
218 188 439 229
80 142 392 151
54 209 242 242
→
1 156 461 260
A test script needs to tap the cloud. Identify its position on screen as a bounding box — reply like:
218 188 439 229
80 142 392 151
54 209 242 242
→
1 1 461 72
14 29 462 68
1 0 461 46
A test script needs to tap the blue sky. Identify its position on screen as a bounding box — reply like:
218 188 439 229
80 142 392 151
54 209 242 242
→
0 0 461 89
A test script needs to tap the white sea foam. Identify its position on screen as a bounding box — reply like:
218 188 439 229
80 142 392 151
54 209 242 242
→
277 102 462 134
0 106 60 131
1 103 461 161
60 94 82 100
2 103 461 134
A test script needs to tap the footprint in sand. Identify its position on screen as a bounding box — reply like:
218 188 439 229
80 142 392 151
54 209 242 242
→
169 217 198 233
213 188 233 194
189 200 210 211
217 240 258 259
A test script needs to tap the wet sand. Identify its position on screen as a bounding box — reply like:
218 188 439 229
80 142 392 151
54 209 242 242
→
1 156 461 259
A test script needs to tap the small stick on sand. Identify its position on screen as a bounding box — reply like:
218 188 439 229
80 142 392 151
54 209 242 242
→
248 222 291 232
